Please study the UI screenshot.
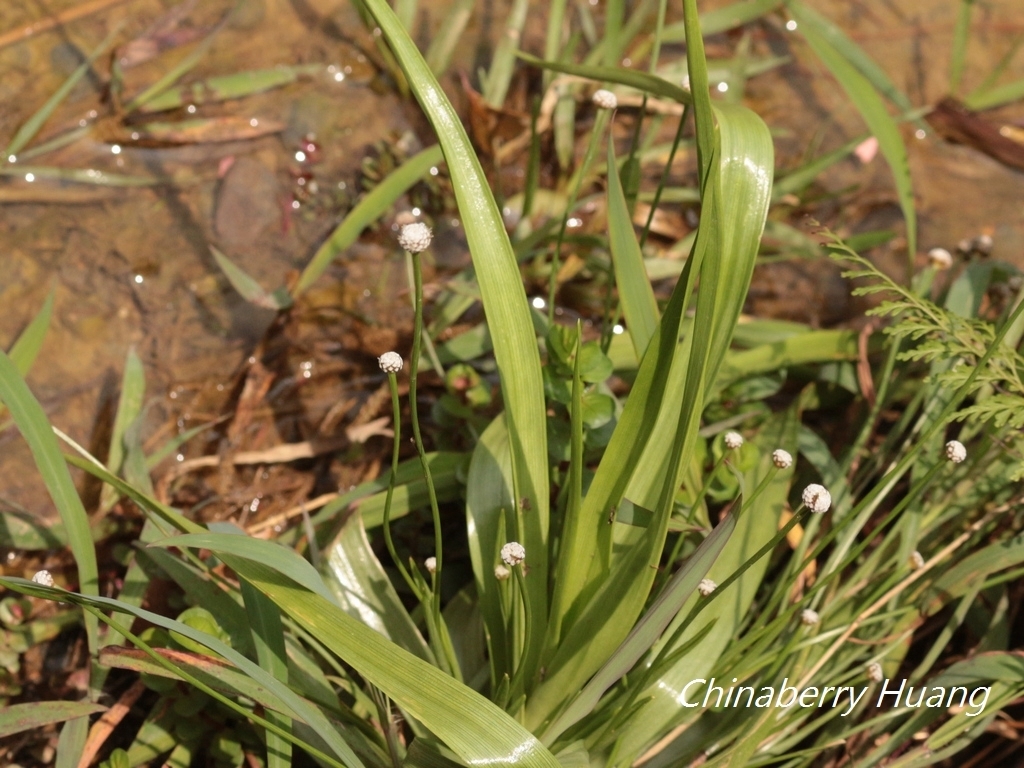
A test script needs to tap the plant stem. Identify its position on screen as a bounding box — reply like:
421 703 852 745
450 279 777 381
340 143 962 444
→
381 372 418 596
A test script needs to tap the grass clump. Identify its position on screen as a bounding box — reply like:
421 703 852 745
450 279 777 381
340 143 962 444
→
1 1 1023 767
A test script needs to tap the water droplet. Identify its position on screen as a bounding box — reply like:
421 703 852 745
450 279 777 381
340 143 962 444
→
531 296 546 309
111 144 122 154
295 150 307 162
24 172 34 182
785 19 798 31
613 324 625 335
716 82 729 93
133 274 144 284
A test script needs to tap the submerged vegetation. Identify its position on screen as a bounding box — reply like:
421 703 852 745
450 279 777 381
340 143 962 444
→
0 0 1023 766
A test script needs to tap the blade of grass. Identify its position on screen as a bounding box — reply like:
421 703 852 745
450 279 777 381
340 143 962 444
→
789 2 916 273
228 561 565 768
364 0 550 686
211 246 292 310
542 508 738 743
530 5 773 728
98 348 145 514
321 512 434 662
785 1 915 115
483 0 529 106
0 351 99 663
7 288 54 374
0 165 180 186
965 77 1024 111
137 65 322 113
517 53 692 105
424 0 475 77
1 288 55 424
611 412 796 762
607 139 659 357
950 0 976 95
295 144 443 296
240 579 292 768
4 24 121 158
124 23 223 112
0 702 106 739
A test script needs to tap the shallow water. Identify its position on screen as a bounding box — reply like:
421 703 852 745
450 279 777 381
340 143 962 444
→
0 0 1021 531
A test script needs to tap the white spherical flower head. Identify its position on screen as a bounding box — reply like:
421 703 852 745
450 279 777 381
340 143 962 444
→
494 564 511 581
724 431 744 450
910 550 925 570
378 351 403 374
801 484 831 514
697 578 717 597
772 449 793 469
976 233 993 254
500 541 526 567
945 439 966 464
424 557 437 575
800 609 820 626
398 222 433 253
592 89 617 110
927 247 952 270
867 662 883 683
31 570 55 587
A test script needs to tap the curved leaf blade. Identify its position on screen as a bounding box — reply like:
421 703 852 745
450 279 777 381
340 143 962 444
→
363 0 550 677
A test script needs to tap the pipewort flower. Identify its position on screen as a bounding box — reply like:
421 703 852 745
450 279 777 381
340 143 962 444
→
592 89 617 110
378 351 403 374
501 542 526 567
398 222 433 253
772 449 792 469
801 484 832 513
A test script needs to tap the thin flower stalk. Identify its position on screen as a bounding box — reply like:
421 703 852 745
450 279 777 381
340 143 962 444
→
794 511 995 689
547 104 614 321
380 361 418 596
639 506 813 704
405 247 456 671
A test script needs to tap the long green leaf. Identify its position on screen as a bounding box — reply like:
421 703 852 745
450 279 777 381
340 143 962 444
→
295 145 444 295
5 26 120 157
785 1 914 113
465 416 516 681
236 563 563 768
788 0 916 268
517 52 692 104
0 701 106 739
322 513 433 661
1 577 364 768
211 246 292 310
528 15 773 730
364 0 550 682
612 411 797 762
542 507 738 743
1 288 55 424
241 579 292 768
99 348 145 514
7 289 54 375
0 351 98 656
607 140 659 358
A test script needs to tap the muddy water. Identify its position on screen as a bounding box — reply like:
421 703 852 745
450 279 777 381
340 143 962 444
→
0 0 1022 532
0 0 420 530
